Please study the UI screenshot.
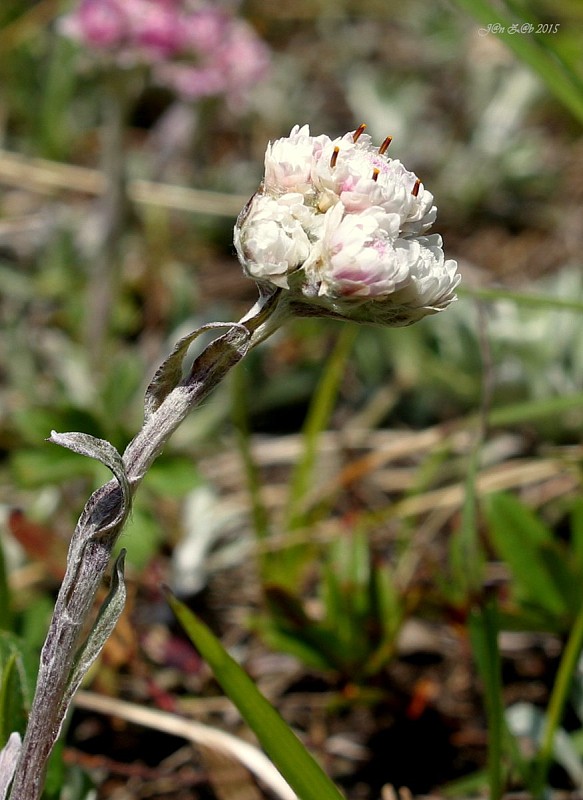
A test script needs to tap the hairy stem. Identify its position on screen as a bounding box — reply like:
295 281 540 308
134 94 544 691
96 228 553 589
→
8 289 284 800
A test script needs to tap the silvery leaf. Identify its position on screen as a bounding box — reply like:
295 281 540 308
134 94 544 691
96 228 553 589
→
0 732 21 800
59 550 127 719
144 322 249 420
48 432 131 534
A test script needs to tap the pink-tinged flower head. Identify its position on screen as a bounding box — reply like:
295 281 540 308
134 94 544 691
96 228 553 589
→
313 135 436 233
235 124 460 327
148 7 272 106
307 203 404 298
264 125 332 195
220 20 271 100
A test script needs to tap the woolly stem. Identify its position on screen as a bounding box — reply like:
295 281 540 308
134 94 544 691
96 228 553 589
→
8 289 284 800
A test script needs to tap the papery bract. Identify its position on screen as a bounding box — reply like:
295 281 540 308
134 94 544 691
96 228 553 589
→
313 139 436 233
389 235 460 309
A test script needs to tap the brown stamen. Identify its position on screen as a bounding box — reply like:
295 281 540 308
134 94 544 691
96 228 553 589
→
379 136 392 155
412 179 421 197
329 146 340 168
371 168 380 182
353 123 367 142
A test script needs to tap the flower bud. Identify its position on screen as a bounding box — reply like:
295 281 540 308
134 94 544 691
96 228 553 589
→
235 125 460 327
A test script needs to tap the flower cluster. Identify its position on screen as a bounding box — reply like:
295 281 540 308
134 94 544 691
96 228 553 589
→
59 0 270 106
235 124 460 326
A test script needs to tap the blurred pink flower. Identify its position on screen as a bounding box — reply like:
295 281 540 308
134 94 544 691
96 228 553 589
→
153 8 271 106
127 0 186 59
59 0 129 49
59 0 271 106
181 7 227 53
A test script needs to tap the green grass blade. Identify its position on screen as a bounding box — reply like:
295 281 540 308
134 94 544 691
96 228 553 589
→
167 591 346 800
0 633 37 745
458 286 583 314
570 498 583 569
532 601 583 796
268 325 358 587
285 325 358 531
468 597 506 800
488 391 583 428
230 366 270 542
449 439 484 602
486 493 569 618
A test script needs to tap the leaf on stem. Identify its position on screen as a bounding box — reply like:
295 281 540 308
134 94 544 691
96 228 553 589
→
0 732 21 800
468 599 507 800
47 431 131 534
144 322 250 420
59 550 127 718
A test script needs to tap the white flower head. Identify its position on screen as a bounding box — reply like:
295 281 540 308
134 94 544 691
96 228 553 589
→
306 203 404 298
235 124 460 326
389 235 460 310
234 191 318 289
264 124 331 196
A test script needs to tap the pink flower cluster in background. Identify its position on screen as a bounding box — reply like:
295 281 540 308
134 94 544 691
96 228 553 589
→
59 0 271 106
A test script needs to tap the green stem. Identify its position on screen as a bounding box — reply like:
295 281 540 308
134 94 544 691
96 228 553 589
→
532 602 583 795
0 531 12 631
469 597 506 800
230 366 271 544
285 324 358 531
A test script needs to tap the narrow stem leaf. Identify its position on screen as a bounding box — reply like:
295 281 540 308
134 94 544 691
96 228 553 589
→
0 733 21 800
59 551 127 718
